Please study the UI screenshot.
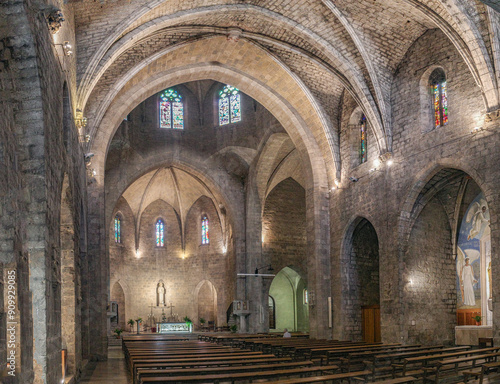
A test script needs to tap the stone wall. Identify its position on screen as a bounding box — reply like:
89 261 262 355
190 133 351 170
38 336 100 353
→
262 178 307 275
109 195 233 327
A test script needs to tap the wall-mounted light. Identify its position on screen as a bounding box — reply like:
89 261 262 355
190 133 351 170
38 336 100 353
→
471 126 483 134
222 245 227 255
135 249 140 258
75 109 87 129
62 41 72 56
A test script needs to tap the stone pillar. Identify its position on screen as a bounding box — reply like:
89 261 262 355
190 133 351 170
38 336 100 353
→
87 184 109 360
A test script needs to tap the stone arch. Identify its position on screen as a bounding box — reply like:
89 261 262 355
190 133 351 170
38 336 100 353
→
268 266 308 332
194 280 218 327
79 7 386 156
91 37 331 339
340 216 380 342
398 162 490 258
397 164 495 344
110 281 126 330
60 173 77 378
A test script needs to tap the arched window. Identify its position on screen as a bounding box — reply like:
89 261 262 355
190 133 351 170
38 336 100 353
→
360 115 367 164
159 88 183 129
155 219 165 247
114 215 121 243
429 69 448 128
219 85 241 125
201 216 209 245
268 296 276 329
303 289 309 305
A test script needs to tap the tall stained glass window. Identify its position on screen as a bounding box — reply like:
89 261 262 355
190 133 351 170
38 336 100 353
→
303 289 309 305
156 219 165 247
114 215 121 243
360 115 367 164
430 69 448 128
219 85 241 125
201 216 209 245
159 88 183 129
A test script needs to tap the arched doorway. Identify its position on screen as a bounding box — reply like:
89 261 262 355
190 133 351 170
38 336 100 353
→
343 218 380 342
111 282 126 330
269 267 309 332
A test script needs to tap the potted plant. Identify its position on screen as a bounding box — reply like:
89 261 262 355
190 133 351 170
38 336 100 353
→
199 317 206 330
230 324 238 333
135 317 142 334
184 316 193 332
128 319 135 333
114 328 123 339
472 315 482 326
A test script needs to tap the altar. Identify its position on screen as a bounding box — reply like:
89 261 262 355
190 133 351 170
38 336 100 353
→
156 322 192 333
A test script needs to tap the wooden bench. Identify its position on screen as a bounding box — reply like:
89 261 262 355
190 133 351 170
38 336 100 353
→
131 353 276 379
393 346 500 377
247 370 373 383
462 360 500 383
137 361 315 383
422 352 500 383
139 365 339 383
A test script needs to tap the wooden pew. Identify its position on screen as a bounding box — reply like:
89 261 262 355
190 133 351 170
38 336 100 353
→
139 365 339 383
137 360 315 383
364 346 470 379
422 351 500 383
267 374 417 384
462 360 500 383
393 346 500 377
131 353 274 379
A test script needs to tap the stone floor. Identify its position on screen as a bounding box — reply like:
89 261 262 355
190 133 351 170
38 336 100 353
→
80 346 132 384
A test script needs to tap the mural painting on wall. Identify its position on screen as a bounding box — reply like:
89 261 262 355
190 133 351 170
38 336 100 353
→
456 193 491 316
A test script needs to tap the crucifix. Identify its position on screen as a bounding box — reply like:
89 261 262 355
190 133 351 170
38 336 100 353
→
166 302 175 318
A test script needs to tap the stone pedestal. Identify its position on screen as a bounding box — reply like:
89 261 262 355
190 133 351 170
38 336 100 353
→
455 326 493 345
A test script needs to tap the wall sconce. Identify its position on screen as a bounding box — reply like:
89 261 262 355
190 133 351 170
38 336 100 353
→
75 109 87 129
135 249 140 258
62 41 72 56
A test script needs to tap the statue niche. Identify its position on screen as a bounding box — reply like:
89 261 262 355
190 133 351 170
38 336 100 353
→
156 281 166 307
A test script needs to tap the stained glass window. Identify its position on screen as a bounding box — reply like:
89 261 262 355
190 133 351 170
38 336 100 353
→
156 219 165 247
303 289 308 305
114 216 121 243
360 115 367 164
219 85 241 125
430 69 448 128
159 88 183 129
201 216 209 245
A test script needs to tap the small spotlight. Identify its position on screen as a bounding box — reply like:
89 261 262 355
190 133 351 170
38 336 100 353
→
373 159 381 168
135 249 140 258
387 159 393 166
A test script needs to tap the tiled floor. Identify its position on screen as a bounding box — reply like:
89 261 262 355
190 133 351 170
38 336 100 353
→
80 346 131 384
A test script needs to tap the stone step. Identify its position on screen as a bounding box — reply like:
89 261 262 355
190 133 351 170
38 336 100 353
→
108 336 123 346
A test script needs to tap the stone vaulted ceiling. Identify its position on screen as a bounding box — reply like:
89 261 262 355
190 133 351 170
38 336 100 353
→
71 0 500 179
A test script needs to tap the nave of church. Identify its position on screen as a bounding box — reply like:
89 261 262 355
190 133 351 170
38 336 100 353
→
2 0 500 383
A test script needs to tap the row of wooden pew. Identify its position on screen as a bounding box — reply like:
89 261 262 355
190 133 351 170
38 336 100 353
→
122 333 500 383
